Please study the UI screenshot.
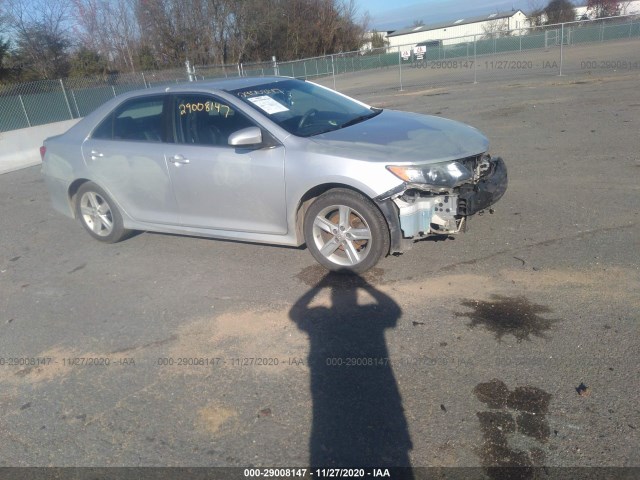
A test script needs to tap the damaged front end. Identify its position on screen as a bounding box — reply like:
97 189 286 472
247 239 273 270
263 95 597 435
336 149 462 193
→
377 153 507 252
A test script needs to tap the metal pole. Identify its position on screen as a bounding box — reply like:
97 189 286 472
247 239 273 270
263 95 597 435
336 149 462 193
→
398 47 403 91
112 85 117 97
186 60 194 82
559 23 564 76
474 35 477 84
18 95 31 127
60 79 74 119
70 90 80 118
545 30 548 49
141 72 148 88
331 55 336 89
304 62 307 79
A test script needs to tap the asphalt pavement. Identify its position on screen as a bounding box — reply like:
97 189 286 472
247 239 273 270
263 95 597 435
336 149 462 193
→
0 69 638 477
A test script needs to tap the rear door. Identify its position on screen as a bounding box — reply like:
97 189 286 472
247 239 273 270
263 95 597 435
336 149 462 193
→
81 95 179 225
165 93 287 234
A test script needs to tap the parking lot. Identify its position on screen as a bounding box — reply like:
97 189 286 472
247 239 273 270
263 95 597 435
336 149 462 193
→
1 65 639 475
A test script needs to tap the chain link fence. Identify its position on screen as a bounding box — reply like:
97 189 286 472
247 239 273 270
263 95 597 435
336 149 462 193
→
0 69 193 132
1 14 639 133
328 14 640 92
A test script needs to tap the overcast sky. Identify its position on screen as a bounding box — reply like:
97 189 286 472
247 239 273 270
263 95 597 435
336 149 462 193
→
360 0 580 30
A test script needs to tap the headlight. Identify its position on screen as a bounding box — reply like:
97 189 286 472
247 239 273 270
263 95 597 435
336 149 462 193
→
386 161 473 188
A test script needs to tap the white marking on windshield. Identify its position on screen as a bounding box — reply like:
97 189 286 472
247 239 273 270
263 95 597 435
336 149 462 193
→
247 95 290 115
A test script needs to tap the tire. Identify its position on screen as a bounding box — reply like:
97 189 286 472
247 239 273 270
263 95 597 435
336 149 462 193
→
303 189 390 273
75 182 130 243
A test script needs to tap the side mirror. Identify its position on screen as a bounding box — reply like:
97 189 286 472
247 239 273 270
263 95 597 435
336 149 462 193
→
228 127 263 147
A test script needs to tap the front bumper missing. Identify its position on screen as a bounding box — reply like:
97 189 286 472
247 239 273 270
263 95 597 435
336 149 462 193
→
394 194 463 237
388 156 507 241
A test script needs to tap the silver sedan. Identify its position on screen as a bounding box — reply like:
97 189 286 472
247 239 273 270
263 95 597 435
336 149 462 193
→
41 76 507 273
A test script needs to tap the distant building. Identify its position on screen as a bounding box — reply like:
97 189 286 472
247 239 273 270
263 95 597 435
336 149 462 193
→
386 10 528 49
575 0 640 20
360 30 394 54
622 0 640 15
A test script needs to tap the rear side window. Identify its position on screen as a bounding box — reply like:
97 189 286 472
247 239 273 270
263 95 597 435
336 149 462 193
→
92 96 165 142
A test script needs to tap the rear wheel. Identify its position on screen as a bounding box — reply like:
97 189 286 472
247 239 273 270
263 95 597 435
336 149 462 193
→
303 189 389 273
75 182 130 243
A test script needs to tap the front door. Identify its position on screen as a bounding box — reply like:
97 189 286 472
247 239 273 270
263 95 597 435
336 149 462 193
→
166 93 287 235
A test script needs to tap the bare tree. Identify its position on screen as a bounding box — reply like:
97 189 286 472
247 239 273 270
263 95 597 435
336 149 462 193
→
483 18 512 38
527 0 547 27
0 1 13 82
0 36 11 83
73 0 139 72
337 0 367 52
3 0 370 79
587 0 621 17
134 0 181 67
618 1 634 15
6 0 72 79
134 0 233 67
110 0 138 71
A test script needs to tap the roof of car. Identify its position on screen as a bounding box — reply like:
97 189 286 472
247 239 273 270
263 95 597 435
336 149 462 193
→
92 76 300 107
162 76 297 93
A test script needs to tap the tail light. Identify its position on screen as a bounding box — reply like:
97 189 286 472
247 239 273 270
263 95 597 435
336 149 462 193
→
40 146 46 161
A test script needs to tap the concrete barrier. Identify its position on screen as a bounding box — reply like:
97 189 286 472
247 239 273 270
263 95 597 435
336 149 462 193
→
0 119 80 175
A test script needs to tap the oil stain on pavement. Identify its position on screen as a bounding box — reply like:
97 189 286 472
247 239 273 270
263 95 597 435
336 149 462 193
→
455 294 557 342
474 379 552 479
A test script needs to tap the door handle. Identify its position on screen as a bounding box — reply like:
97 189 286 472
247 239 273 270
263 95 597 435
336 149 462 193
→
90 150 104 160
170 154 190 166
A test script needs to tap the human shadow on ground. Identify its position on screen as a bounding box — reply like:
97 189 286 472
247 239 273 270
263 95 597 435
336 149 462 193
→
289 272 413 473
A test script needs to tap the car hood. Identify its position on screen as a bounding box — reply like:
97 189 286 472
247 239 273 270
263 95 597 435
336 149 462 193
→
309 109 489 164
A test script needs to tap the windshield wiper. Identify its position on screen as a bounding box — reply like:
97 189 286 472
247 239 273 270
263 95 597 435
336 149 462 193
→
304 126 341 137
339 108 382 129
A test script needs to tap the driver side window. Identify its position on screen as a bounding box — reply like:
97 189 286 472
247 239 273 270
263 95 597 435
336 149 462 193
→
174 95 255 147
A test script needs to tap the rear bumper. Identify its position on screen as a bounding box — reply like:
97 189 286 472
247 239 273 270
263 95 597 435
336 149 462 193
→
457 156 507 216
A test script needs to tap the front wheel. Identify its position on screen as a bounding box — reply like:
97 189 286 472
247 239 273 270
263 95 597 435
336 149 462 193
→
303 189 390 273
75 182 130 243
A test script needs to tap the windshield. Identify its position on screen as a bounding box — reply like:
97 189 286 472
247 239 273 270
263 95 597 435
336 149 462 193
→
230 79 381 137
